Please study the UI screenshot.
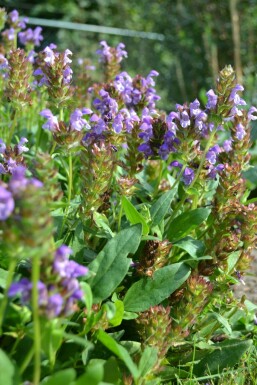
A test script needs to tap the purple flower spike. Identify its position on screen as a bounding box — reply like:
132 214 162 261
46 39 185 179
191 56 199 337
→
182 167 195 185
0 186 15 220
206 89 218 110
18 26 43 47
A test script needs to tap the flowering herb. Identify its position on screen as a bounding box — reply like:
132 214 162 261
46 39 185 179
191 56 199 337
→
0 9 256 385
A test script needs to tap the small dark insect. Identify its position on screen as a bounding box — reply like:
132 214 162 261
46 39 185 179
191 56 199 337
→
111 145 118 152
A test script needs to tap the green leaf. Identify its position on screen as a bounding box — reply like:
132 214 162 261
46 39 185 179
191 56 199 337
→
227 250 241 273
166 208 211 241
103 357 121 384
123 263 191 312
80 281 93 313
193 339 253 375
74 359 105 385
150 188 177 227
0 268 8 288
209 312 232 335
174 236 205 259
0 349 15 385
109 299 124 327
93 212 114 238
88 225 142 302
41 369 76 385
138 346 158 377
97 330 139 379
122 196 149 235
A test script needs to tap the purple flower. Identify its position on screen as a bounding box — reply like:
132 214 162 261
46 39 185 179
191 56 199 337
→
206 150 217 165
69 109 91 131
0 186 15 220
63 49 72 65
63 66 73 85
145 70 159 87
182 167 195 185
206 89 218 110
90 114 107 135
17 137 29 154
180 110 190 128
96 41 127 64
9 166 42 194
2 28 15 41
229 84 246 105
138 142 153 157
0 139 6 154
113 113 124 133
46 294 63 317
248 106 257 121
116 42 128 62
6 158 18 173
68 260 88 278
168 160 183 170
93 89 118 118
223 139 232 152
43 46 55 66
40 109 59 131
189 99 201 116
96 41 112 62
0 164 6 175
195 111 207 132
8 278 31 301
9 10 19 24
18 27 43 47
235 123 246 140
207 163 225 179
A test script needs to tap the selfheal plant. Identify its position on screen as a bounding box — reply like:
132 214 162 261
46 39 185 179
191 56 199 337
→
0 10 256 385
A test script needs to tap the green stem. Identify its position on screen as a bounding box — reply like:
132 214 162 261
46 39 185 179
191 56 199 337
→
117 200 123 232
32 256 41 385
0 259 16 335
50 141 57 155
7 109 18 145
60 152 73 236
68 152 73 205
19 346 34 375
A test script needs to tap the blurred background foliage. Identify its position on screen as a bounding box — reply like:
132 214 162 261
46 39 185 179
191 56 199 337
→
1 0 257 109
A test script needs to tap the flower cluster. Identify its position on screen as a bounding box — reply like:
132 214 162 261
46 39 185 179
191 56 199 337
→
96 40 127 64
0 165 42 220
34 45 73 105
40 108 93 146
0 137 29 175
9 245 88 318
1 9 27 50
18 26 43 47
